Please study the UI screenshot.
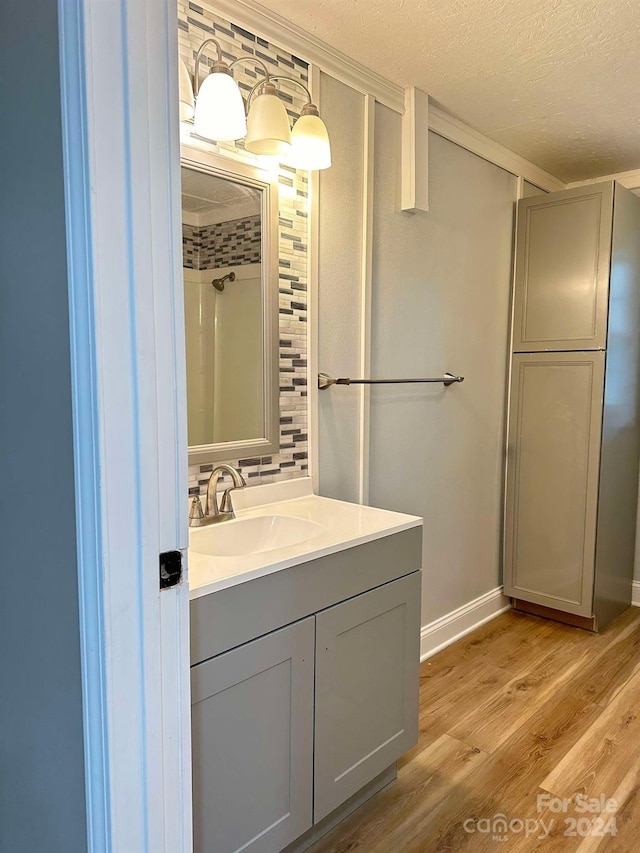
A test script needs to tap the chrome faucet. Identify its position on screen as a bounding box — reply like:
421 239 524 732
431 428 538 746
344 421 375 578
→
189 464 247 527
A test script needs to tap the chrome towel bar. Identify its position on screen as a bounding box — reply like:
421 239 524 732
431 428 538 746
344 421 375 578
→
318 372 464 390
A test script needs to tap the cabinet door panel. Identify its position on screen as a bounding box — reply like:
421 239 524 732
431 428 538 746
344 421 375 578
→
513 183 613 352
191 618 314 853
504 353 605 616
314 573 421 822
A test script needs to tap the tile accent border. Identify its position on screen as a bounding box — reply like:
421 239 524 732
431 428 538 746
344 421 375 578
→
178 0 310 496
183 215 262 270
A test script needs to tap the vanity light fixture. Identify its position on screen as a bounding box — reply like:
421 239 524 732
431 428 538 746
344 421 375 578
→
178 58 195 121
182 38 332 170
244 80 292 156
192 39 247 141
246 76 332 170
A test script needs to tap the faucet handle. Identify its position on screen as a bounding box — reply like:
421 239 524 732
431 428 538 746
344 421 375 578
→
220 471 247 518
189 495 204 526
220 489 234 514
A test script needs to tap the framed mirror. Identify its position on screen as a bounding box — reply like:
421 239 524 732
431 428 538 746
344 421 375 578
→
181 147 279 465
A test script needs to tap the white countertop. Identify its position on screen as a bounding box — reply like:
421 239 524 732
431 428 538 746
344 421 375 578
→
188 478 422 599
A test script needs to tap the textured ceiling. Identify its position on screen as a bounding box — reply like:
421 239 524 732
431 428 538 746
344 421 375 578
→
257 0 640 182
181 167 260 220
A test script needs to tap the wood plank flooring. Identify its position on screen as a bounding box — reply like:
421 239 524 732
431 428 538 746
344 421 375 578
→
308 607 640 852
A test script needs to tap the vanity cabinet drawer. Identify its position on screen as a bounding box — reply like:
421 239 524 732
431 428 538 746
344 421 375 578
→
313 572 421 822
191 618 315 853
190 526 422 664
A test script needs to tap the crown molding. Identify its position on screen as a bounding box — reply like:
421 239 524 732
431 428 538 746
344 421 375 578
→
211 0 405 112
567 168 640 190
428 104 566 192
212 0 566 191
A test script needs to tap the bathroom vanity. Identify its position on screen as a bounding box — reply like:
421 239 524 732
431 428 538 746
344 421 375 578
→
188 480 423 853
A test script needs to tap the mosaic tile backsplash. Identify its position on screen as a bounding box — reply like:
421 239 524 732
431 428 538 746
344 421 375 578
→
183 215 262 271
178 1 310 496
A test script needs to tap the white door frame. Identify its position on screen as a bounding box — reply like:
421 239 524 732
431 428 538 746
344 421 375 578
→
58 0 191 850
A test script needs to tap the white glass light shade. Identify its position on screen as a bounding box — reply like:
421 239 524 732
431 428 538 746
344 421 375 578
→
178 58 195 121
289 113 332 170
194 72 247 141
244 92 292 155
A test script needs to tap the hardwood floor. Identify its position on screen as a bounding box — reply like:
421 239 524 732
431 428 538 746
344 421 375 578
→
308 607 640 852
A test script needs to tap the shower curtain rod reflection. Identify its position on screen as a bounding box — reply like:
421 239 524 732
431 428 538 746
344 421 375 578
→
318 372 464 389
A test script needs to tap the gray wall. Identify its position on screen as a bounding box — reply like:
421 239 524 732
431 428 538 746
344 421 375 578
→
317 75 365 502
316 81 519 626
523 180 547 197
369 115 516 623
0 2 87 851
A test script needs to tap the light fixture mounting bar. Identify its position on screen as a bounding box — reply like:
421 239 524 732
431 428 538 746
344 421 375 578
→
247 74 314 110
192 39 272 96
228 56 271 81
193 38 223 95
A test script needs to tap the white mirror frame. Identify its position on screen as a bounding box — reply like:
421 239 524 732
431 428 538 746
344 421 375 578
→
181 145 280 465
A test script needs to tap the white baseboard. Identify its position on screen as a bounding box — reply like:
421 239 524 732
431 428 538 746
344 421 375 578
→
419 583 640 660
420 587 511 661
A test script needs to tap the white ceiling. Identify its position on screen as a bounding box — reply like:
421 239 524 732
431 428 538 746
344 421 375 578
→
258 0 640 183
181 168 261 225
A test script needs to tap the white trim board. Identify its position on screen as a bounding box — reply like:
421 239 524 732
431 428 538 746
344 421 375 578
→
420 587 511 661
211 0 565 192
401 87 430 212
59 0 191 849
632 581 640 607
568 168 640 191
428 105 564 192
307 64 321 492
357 94 375 506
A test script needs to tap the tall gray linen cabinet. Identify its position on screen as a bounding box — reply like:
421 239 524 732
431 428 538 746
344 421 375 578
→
504 182 640 630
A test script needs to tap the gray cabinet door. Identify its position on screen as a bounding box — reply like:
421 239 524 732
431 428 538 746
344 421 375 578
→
191 618 314 853
512 183 613 352
504 352 605 616
314 572 421 822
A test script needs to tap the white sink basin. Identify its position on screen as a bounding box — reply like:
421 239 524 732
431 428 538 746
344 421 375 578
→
189 514 325 558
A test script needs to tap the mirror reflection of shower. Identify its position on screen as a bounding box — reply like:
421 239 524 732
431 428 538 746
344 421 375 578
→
181 166 263 447
212 271 236 292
